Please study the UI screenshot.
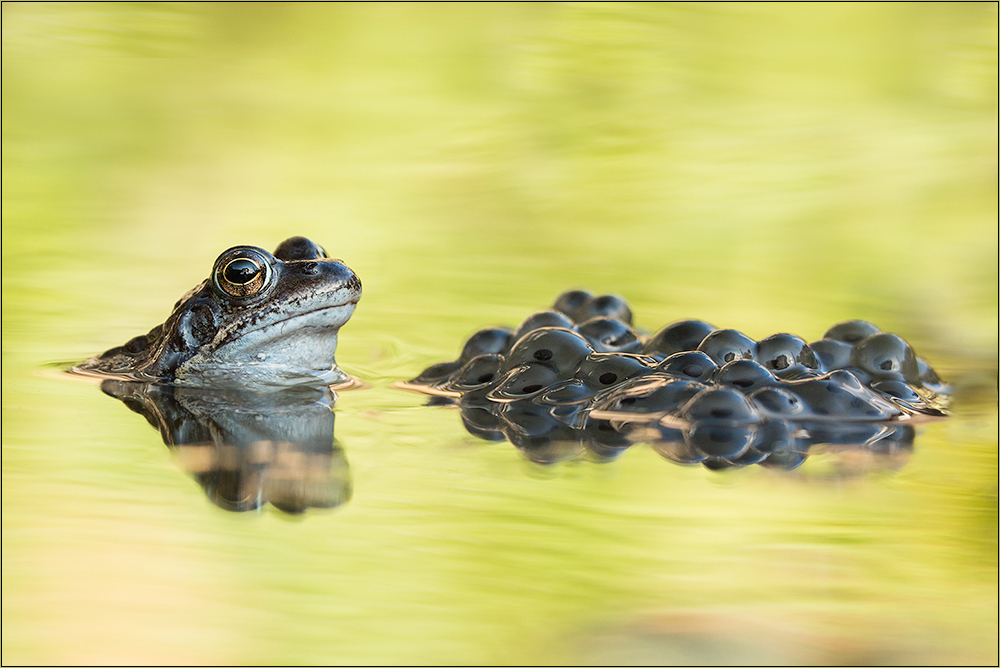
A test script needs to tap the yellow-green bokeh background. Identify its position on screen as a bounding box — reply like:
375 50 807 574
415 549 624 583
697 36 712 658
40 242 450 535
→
3 3 997 664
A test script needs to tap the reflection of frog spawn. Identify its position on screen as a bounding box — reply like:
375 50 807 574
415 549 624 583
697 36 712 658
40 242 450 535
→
100 380 351 513
397 290 946 470
435 389 917 471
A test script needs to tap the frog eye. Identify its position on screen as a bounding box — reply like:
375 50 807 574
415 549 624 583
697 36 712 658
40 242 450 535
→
213 249 273 298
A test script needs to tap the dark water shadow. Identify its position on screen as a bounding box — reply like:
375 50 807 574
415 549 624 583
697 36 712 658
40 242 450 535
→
100 380 351 514
413 390 924 475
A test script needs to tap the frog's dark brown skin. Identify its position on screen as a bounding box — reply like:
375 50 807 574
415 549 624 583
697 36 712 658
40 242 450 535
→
74 236 362 388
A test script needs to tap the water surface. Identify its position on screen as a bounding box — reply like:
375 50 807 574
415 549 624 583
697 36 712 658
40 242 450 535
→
3 4 997 664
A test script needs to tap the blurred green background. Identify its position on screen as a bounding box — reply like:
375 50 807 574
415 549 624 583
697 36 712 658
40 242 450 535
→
3 3 997 664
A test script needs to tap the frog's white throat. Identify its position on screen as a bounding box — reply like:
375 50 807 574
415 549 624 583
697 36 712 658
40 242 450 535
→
175 302 356 387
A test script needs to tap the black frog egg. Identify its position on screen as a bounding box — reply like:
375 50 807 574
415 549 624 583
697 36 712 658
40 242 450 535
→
657 351 718 382
458 401 506 441
575 353 653 391
851 332 920 384
583 419 634 456
750 418 795 454
748 386 806 418
697 329 757 366
869 380 945 417
756 333 819 379
552 290 593 320
917 357 945 391
726 444 770 467
576 317 643 353
809 339 854 372
487 364 564 401
574 294 633 325
759 445 807 470
512 311 575 343
537 379 596 406
712 359 775 393
685 422 755 460
701 458 738 471
499 400 584 464
591 375 705 415
786 373 900 420
680 386 761 423
444 354 505 392
546 400 591 429
644 320 717 358
410 360 462 385
870 379 922 403
805 422 886 446
459 327 514 364
825 368 867 392
650 427 707 464
824 320 881 344
504 327 594 376
499 399 563 438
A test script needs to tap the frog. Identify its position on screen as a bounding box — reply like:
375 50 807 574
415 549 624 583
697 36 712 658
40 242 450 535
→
73 236 362 388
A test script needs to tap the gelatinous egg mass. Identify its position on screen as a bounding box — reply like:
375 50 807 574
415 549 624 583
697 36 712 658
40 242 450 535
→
402 292 948 470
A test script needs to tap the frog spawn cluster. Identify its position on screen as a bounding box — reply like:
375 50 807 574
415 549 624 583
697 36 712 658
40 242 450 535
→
404 290 948 468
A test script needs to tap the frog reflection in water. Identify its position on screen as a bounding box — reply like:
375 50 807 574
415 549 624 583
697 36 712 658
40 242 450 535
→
100 380 350 513
73 237 360 513
399 290 949 471
74 236 362 387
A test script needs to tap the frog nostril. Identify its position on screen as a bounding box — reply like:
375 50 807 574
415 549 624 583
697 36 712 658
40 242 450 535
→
302 262 319 275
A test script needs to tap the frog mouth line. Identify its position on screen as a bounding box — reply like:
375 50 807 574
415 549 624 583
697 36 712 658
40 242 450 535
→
224 299 360 343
